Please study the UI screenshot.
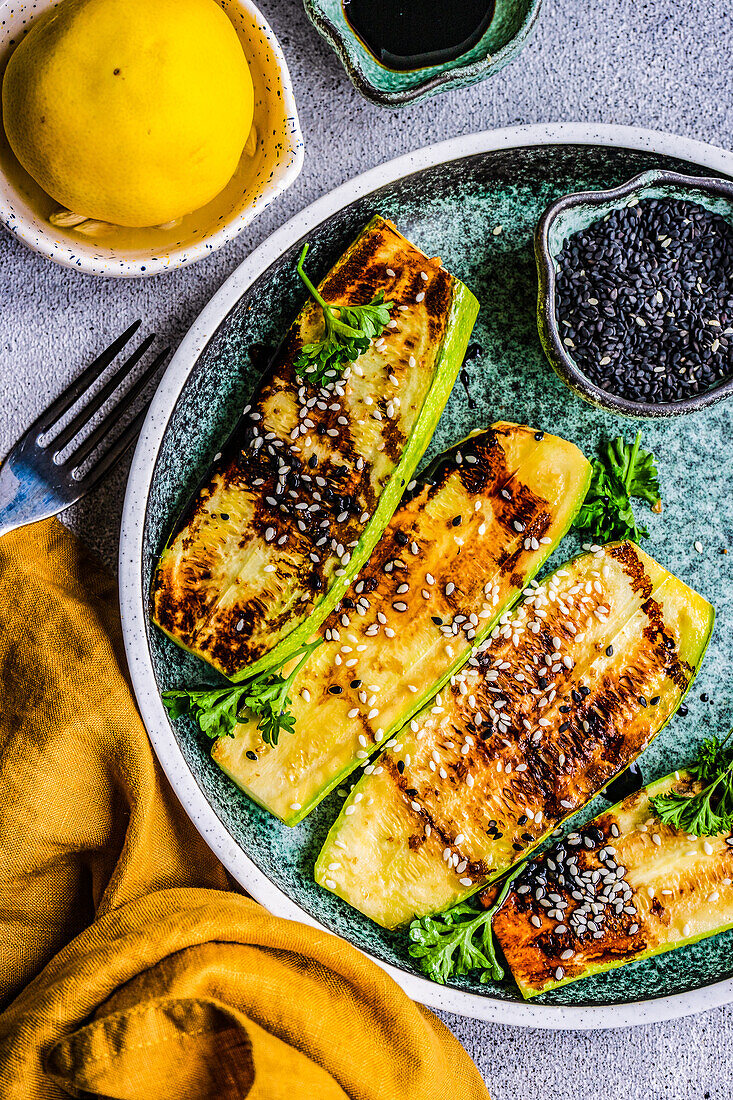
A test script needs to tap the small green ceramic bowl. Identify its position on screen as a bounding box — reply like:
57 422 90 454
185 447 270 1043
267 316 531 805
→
303 0 543 107
535 168 733 419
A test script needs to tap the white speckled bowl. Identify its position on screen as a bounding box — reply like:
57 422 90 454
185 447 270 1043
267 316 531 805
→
0 0 304 277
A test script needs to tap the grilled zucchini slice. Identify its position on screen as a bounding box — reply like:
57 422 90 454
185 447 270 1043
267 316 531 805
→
493 772 733 998
151 216 479 679
315 542 713 929
212 423 591 824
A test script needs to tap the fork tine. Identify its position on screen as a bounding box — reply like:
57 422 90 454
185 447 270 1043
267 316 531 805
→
50 333 156 456
32 320 142 436
66 346 169 471
74 399 152 492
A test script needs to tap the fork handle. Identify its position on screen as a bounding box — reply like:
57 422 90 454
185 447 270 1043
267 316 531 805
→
0 460 66 539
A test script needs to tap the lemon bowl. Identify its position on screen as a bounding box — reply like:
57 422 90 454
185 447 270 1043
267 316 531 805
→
0 0 304 277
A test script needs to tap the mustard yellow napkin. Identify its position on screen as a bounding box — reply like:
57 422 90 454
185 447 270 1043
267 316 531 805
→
0 520 489 1100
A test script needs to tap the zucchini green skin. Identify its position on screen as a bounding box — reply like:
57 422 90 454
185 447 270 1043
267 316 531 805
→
212 423 591 824
315 542 714 930
493 769 733 999
151 215 479 681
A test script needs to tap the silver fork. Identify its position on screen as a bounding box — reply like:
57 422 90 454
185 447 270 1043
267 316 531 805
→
0 321 169 538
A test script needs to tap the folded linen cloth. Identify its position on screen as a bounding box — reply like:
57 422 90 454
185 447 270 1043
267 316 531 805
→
0 519 489 1100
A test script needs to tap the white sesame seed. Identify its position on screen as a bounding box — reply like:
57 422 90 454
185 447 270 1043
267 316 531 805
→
290 802 301 811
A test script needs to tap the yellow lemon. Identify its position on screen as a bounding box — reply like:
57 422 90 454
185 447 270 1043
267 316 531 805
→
2 0 254 227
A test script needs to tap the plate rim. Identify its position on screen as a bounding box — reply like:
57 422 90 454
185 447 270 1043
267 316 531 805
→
119 123 733 1030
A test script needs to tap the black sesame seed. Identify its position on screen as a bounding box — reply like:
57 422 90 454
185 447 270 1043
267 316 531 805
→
555 197 733 405
452 515 462 527
395 530 408 546
678 704 689 717
559 721 570 732
221 513 230 521
431 616 443 626
650 695 660 706
534 431 545 441
638 695 648 708
606 645 614 657
580 685 591 697
406 788 417 796
350 679 362 689
397 760 405 774
328 685 343 695
308 453 319 468
246 750 257 761
700 692 710 702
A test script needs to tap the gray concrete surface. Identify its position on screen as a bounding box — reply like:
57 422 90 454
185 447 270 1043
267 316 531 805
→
1 0 732 1095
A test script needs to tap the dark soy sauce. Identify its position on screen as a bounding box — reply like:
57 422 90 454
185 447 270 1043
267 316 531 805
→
603 761 644 804
343 0 496 72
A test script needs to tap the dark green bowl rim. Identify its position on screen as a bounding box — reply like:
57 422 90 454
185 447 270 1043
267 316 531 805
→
303 0 544 107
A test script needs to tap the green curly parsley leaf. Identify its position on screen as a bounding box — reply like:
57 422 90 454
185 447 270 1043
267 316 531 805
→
574 430 661 543
162 639 322 746
650 731 733 837
407 864 525 985
293 243 393 386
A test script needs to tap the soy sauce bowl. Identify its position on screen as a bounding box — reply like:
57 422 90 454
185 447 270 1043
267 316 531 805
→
535 169 733 418
303 0 543 107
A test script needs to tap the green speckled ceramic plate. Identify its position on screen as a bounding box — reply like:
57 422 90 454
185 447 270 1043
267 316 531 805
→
120 125 733 1028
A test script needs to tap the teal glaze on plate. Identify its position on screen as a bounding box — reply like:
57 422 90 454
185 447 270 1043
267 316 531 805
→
142 143 733 1010
303 0 543 107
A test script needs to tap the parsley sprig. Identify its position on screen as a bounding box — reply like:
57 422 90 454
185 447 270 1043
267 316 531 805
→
574 430 661 543
162 639 322 746
293 243 393 385
650 732 733 837
407 864 525 985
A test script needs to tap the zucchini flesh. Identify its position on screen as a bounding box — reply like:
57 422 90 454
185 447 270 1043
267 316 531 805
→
315 542 714 929
212 423 591 824
493 772 733 998
151 215 479 679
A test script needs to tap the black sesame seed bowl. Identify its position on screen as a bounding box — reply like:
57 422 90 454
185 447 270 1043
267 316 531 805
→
536 169 733 418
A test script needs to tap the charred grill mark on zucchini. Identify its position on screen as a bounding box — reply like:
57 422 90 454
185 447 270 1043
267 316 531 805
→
151 216 478 678
211 425 591 825
493 772 733 998
315 542 713 929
